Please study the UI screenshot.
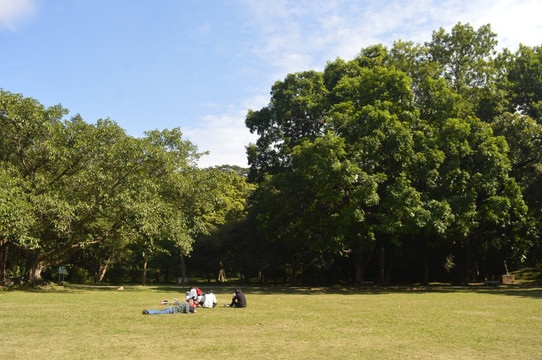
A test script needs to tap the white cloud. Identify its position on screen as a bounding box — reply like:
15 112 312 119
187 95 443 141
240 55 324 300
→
474 0 542 50
183 92 270 168
183 107 259 168
240 0 541 80
0 0 36 30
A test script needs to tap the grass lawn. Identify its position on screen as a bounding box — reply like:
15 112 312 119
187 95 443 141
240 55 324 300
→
1 284 541 359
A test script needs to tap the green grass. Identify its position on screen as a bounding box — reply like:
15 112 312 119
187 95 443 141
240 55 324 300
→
1 285 541 359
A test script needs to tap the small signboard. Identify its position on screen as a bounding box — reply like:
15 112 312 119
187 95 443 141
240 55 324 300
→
58 267 67 285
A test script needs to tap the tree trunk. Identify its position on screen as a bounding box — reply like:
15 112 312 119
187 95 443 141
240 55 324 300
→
456 241 465 285
385 257 392 285
353 243 375 286
25 241 82 286
465 238 470 285
423 239 429 286
164 266 170 283
217 261 227 282
353 244 363 284
29 260 45 286
0 238 7 284
354 259 362 284
179 252 187 285
142 252 148 286
95 256 111 283
378 245 385 285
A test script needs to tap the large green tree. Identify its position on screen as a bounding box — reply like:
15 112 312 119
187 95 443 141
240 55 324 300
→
244 23 533 285
0 90 217 285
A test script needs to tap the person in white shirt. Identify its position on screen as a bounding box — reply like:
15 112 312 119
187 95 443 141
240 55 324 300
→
185 287 198 301
201 290 218 308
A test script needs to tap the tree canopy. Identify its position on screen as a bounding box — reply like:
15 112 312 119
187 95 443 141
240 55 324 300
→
244 22 541 285
0 90 252 285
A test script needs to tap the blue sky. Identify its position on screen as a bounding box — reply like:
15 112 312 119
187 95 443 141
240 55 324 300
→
1 0 541 167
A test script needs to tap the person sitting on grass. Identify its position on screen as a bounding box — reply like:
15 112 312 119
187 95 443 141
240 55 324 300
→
185 286 198 302
229 288 247 308
143 298 196 315
201 290 218 308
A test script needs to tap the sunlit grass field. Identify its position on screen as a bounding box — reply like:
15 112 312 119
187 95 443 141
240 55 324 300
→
1 284 541 359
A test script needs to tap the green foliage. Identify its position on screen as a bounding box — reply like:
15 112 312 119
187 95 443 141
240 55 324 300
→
245 71 329 181
0 89 251 285
426 22 498 91
243 22 541 285
506 45 542 120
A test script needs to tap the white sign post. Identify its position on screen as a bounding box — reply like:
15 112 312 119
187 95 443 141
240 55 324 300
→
58 267 67 285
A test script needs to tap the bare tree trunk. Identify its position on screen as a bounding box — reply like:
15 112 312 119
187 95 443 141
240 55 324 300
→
354 244 363 284
456 241 466 285
142 252 148 286
385 257 392 285
353 244 375 285
29 260 45 286
217 261 227 282
95 256 111 283
465 239 470 285
0 238 7 284
423 239 429 286
164 266 170 283
378 245 385 285
179 252 186 285
355 260 362 284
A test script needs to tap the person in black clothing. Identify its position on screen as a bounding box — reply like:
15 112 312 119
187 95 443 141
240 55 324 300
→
229 288 247 308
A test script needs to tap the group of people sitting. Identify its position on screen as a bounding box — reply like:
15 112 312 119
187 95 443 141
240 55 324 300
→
142 287 247 315
185 286 218 308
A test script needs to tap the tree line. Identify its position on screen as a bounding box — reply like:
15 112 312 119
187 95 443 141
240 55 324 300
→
234 22 541 285
0 90 253 286
1 23 541 286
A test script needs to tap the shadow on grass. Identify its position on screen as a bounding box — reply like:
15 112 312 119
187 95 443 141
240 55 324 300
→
146 283 542 299
217 284 542 300
242 285 541 297
5 282 541 299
